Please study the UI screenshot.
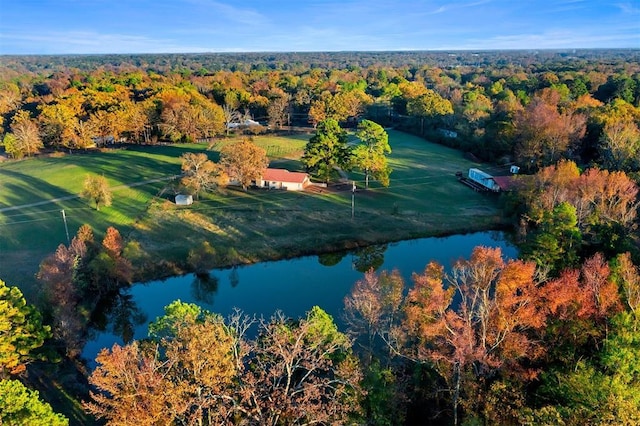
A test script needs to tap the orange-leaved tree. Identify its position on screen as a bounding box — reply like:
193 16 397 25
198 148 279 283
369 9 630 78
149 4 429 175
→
219 138 268 190
346 246 548 425
84 342 175 425
390 247 545 424
85 303 362 425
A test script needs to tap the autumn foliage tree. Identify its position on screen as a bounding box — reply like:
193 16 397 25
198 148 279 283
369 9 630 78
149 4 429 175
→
3 110 44 158
406 87 454 134
598 117 640 171
516 160 639 269
239 307 362 425
85 303 363 425
514 90 586 170
615 252 640 317
158 90 225 142
344 268 404 356
89 226 133 293
149 302 237 424
37 241 86 356
81 174 112 211
542 252 622 352
85 342 173 425
529 254 636 424
403 247 547 424
308 90 371 126
180 152 228 199
346 247 549 424
86 302 236 425
38 101 83 149
38 225 135 357
267 92 291 129
219 138 268 190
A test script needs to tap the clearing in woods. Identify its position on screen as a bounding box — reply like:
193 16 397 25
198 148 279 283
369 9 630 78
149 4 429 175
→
0 130 503 298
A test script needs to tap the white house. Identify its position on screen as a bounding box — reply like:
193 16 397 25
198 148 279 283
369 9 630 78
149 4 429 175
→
227 119 262 129
257 168 310 191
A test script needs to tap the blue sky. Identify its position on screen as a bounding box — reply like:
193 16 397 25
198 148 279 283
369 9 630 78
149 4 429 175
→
0 0 638 54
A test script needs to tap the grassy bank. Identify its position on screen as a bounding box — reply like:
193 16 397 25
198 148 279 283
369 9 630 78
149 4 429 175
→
0 130 505 299
132 129 505 275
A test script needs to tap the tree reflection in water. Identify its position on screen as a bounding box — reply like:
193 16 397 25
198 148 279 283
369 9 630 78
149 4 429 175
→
191 272 220 304
317 251 348 267
351 244 388 273
109 293 147 344
229 267 240 288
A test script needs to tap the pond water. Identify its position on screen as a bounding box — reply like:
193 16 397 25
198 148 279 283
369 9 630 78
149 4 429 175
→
83 231 517 364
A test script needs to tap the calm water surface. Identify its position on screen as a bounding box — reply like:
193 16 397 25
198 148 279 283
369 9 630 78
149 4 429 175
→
84 231 516 363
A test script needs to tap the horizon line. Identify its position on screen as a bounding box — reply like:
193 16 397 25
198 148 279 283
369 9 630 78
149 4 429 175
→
2 47 639 57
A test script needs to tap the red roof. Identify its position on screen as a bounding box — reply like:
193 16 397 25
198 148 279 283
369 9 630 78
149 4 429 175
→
262 168 309 184
492 175 518 191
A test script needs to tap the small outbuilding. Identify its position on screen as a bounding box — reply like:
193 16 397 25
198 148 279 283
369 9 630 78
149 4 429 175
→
258 168 310 191
175 194 193 205
438 128 458 139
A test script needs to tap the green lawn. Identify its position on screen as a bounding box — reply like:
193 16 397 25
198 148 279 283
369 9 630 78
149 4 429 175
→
351 130 496 220
208 133 309 161
0 131 504 299
130 130 502 276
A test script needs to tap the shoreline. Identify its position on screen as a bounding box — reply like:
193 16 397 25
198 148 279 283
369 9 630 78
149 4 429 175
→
133 219 512 284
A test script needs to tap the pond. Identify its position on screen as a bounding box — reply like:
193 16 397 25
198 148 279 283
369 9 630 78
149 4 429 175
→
83 231 517 364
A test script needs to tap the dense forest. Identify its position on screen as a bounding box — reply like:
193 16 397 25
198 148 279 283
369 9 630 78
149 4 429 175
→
2 49 639 167
1 50 640 425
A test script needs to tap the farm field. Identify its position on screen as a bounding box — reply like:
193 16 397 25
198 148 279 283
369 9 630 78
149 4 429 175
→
0 130 505 299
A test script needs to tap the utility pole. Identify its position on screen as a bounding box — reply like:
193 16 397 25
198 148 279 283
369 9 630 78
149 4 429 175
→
61 209 70 245
351 181 356 219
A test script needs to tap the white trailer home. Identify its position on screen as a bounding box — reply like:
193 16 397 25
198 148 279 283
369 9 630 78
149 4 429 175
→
467 168 500 192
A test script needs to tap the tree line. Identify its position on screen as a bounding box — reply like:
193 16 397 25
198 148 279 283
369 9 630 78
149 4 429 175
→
1 50 638 177
5 239 639 424
1 50 639 424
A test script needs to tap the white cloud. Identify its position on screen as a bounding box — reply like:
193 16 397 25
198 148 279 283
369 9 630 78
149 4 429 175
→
182 0 271 26
428 0 493 14
615 2 640 14
0 30 211 54
1 0 637 54
446 29 640 50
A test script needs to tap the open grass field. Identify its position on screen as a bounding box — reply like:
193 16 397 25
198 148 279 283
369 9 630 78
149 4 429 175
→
0 134 308 296
0 130 504 299
130 129 505 279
